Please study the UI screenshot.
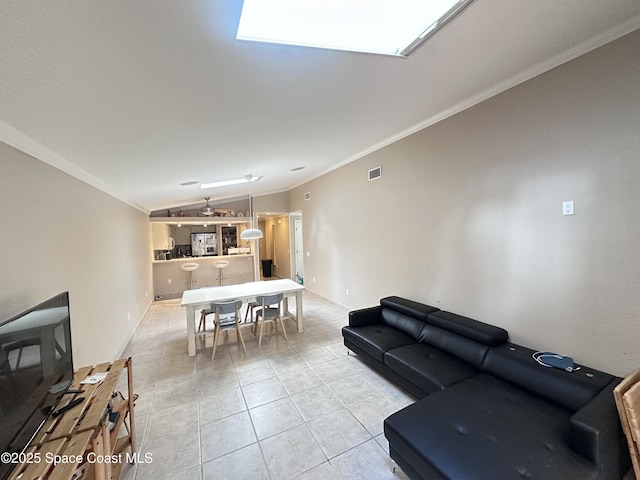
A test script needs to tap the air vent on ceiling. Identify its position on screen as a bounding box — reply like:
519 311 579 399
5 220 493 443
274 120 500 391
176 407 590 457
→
304 192 311 201
368 166 382 181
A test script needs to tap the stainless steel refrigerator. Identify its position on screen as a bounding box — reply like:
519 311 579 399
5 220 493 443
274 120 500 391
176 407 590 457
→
191 233 217 256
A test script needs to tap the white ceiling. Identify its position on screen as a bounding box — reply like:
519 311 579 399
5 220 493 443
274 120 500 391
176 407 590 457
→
2 0 639 214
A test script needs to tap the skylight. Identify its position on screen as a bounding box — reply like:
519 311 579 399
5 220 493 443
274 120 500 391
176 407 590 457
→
236 0 475 57
201 175 261 190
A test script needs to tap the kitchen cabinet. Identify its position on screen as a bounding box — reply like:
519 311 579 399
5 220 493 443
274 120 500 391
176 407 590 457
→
152 223 174 250
173 225 191 245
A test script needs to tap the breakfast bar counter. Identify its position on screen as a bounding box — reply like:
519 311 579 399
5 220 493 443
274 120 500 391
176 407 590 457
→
153 255 255 297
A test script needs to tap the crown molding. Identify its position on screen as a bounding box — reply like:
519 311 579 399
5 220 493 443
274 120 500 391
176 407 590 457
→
291 15 640 189
0 120 149 214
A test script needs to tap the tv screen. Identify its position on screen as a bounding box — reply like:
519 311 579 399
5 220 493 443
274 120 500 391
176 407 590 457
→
0 292 74 479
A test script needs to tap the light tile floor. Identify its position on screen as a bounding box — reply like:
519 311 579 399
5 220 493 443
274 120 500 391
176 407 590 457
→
118 290 412 480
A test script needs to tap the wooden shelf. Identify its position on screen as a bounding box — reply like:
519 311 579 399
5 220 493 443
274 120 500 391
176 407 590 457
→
8 358 136 480
149 216 251 225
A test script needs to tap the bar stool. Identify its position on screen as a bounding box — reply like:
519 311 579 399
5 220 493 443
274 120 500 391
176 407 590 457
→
181 262 199 290
213 260 229 286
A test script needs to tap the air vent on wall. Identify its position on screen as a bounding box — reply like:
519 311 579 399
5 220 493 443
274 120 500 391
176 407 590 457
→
304 192 311 201
368 166 382 181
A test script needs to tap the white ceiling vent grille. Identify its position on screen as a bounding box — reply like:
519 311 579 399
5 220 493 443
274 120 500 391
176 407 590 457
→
304 192 311 201
368 166 382 181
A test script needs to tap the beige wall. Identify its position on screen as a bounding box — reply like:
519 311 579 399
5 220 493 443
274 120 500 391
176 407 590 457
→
254 191 289 214
289 30 640 376
0 142 153 367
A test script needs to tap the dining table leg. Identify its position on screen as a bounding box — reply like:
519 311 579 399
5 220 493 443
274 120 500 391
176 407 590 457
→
295 290 303 332
186 305 196 356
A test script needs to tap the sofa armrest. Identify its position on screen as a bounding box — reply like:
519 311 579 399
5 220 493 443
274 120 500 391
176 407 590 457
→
349 305 382 327
568 378 629 480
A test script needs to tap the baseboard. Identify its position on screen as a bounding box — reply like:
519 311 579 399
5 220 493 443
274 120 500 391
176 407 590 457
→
116 299 153 360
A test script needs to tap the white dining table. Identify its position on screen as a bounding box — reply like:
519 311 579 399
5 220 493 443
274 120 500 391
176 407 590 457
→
181 278 305 356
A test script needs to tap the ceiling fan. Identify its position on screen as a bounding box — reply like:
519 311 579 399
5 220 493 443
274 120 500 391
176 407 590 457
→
201 197 214 216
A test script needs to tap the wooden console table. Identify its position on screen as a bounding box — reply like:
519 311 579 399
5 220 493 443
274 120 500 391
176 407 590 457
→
8 358 136 480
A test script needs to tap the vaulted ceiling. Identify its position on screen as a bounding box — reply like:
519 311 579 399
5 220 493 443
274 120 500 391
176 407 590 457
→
2 0 639 213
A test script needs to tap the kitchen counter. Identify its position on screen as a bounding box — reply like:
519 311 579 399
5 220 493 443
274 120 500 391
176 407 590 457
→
152 253 253 264
153 254 256 297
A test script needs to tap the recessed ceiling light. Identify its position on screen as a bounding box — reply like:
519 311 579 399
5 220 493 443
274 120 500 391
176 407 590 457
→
179 180 199 186
290 166 305 172
237 0 475 57
201 175 262 189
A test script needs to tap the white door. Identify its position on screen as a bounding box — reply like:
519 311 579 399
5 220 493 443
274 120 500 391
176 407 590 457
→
294 220 304 284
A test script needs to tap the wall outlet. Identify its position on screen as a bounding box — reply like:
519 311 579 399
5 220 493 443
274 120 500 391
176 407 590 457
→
168 278 172 284
346 289 350 296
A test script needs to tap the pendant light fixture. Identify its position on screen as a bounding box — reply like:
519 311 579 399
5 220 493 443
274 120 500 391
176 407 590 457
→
201 197 214 216
240 174 264 240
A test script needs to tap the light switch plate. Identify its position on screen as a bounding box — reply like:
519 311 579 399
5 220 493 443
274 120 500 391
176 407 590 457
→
563 201 574 216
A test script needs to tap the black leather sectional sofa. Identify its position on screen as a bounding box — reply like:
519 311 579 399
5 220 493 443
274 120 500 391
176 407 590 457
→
341 296 629 480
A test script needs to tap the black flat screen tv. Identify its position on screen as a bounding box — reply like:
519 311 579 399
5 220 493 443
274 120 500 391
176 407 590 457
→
0 292 74 479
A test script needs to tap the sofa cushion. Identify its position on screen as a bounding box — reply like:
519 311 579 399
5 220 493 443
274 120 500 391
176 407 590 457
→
384 343 479 395
426 311 508 346
385 374 600 480
341 325 416 363
419 323 490 369
379 308 428 341
482 343 615 412
379 296 439 322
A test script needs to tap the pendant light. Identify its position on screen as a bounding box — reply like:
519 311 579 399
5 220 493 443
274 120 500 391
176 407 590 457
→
201 197 214 216
240 174 263 240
